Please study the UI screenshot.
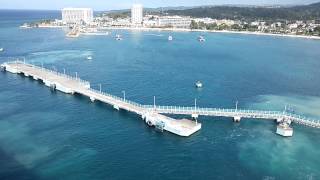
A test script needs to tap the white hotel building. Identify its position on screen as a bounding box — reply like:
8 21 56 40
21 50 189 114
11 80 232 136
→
62 8 93 24
131 4 143 26
158 16 192 28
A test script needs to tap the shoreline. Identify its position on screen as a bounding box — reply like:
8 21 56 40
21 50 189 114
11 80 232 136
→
31 25 320 40
100 26 320 40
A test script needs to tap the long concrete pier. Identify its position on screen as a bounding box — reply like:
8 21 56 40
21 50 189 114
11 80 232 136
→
1 61 320 137
1 61 201 137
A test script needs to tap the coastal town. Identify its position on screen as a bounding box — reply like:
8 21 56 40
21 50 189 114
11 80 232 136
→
2 0 320 178
20 4 320 39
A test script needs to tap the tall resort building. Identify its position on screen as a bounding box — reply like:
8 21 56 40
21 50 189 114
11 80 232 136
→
131 4 143 26
62 8 93 24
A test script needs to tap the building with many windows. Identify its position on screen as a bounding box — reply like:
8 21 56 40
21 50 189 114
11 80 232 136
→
158 16 192 28
131 4 143 26
62 8 93 24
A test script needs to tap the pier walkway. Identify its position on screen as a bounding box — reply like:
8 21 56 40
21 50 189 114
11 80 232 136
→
1 61 320 137
143 105 320 128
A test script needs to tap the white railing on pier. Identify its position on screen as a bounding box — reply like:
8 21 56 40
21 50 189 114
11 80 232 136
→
87 87 144 108
142 105 320 128
7 60 90 87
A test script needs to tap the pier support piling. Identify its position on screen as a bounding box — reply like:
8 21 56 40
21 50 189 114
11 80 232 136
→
276 117 284 123
192 114 199 119
233 116 241 122
113 105 120 111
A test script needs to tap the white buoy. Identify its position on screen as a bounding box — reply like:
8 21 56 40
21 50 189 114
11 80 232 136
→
195 81 203 88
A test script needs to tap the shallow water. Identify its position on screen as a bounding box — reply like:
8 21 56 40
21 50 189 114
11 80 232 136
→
0 10 320 180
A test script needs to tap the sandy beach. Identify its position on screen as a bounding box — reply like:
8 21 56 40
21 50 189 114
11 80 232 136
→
34 25 320 40
101 26 320 40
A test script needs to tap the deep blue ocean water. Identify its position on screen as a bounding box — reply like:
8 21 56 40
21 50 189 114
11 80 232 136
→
0 10 320 180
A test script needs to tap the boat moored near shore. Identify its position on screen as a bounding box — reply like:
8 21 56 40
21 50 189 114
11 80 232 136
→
198 36 206 42
66 30 80 38
115 34 123 40
20 23 32 29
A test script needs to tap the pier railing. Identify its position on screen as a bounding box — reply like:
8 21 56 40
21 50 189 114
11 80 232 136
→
6 60 90 87
87 87 144 108
142 105 320 128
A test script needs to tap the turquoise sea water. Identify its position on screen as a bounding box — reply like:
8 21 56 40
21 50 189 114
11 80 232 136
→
1 10 320 180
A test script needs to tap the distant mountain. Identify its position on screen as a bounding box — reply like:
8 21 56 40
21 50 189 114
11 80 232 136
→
165 2 320 21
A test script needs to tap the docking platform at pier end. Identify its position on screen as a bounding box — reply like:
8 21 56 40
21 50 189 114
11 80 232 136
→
1 61 320 137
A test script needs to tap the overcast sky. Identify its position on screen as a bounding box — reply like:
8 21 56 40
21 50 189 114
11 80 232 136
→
1 0 319 11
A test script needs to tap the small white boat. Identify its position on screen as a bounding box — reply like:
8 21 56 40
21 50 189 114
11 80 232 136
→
168 35 173 41
20 23 31 29
198 36 206 42
87 56 93 60
115 34 123 41
195 81 203 88
276 122 293 137
0 48 3 52
66 30 80 38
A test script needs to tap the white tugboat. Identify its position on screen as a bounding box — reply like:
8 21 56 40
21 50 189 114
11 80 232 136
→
195 81 203 88
198 36 206 42
115 34 123 41
276 122 293 137
168 35 173 41
0 48 3 52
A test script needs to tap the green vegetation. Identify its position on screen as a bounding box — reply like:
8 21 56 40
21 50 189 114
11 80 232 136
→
168 2 320 21
308 26 320 35
104 12 130 19
190 20 198 29
190 20 259 31
39 19 53 24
